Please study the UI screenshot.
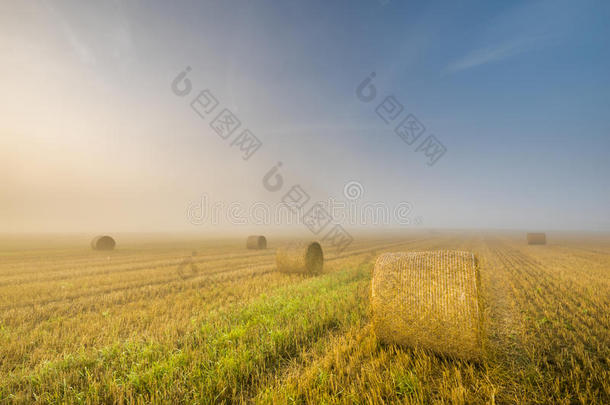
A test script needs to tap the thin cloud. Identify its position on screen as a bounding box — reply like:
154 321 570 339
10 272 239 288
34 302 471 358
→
42 0 134 65
42 1 96 65
445 36 549 73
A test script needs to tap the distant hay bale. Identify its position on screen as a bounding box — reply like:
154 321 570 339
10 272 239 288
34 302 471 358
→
246 235 267 250
276 242 323 274
91 235 116 251
371 251 482 360
527 233 546 245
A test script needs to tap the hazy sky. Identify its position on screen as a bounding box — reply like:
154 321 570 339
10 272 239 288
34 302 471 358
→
1 0 609 233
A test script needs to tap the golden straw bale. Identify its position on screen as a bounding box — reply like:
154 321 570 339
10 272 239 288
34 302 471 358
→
527 233 546 245
276 242 323 274
91 235 116 251
371 251 482 360
246 235 267 249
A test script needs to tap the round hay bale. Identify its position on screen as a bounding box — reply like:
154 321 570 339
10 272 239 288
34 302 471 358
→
527 232 546 245
371 251 482 360
276 241 323 274
246 235 267 250
91 235 116 251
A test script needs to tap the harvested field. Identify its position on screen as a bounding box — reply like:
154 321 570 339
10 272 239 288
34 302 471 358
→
0 232 608 404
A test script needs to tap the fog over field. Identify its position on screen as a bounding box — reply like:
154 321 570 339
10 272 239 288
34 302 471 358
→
2 0 609 234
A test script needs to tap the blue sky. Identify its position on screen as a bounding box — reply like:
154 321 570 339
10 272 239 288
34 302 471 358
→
1 0 609 232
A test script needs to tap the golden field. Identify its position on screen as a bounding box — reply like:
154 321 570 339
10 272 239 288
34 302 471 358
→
0 231 608 404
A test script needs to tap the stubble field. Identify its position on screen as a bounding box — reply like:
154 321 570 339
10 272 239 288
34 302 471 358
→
0 231 608 404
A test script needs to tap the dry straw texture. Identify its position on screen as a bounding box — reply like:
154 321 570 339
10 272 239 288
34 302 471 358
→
371 251 482 360
91 235 116 251
276 242 323 274
527 233 546 245
246 235 267 250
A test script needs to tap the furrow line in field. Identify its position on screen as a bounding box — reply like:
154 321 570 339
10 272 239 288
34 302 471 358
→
493 244 608 356
0 238 412 315
505 246 608 318
0 237 400 285
0 236 398 275
1 238 434 329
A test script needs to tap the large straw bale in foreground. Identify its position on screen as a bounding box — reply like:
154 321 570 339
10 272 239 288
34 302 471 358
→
91 235 116 251
371 251 482 360
276 242 323 274
246 235 267 249
527 232 546 245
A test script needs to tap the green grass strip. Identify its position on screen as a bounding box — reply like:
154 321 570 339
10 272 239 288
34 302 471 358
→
1 263 371 404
